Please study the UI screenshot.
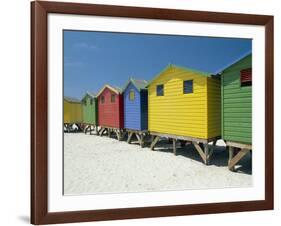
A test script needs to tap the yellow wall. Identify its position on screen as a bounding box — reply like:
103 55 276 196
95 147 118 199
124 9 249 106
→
64 100 82 124
148 66 221 139
207 77 221 138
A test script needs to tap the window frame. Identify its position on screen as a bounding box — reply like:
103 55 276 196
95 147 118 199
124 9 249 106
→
240 68 252 87
183 80 193 94
101 96 105 104
111 94 116 103
156 84 164 96
129 89 135 101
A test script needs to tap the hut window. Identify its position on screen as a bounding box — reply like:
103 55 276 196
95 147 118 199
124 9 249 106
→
101 96 105 104
90 99 93 105
240 68 252 86
156 84 164 96
183 80 193 94
129 89 135 101
111 94 116 103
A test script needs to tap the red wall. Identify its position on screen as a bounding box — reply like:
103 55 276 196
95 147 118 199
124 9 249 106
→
98 87 124 128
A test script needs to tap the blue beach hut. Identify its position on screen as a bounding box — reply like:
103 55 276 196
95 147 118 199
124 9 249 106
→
123 78 148 147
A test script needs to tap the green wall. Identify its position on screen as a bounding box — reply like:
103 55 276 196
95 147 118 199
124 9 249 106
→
221 54 252 144
82 95 98 125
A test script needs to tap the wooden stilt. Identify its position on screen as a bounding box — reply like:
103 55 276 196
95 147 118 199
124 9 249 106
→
99 127 105 136
147 132 219 164
204 144 209 165
95 126 99 135
228 146 234 171
228 148 250 170
76 124 82 132
173 139 177 155
115 130 121 141
135 133 142 145
127 132 133 143
125 130 148 147
207 141 216 160
193 142 207 164
140 134 144 148
120 130 124 140
150 136 160 150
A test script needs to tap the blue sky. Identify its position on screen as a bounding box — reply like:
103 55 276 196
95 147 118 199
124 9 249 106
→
64 30 251 99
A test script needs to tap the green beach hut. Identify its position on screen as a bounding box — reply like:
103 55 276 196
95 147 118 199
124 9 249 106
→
81 92 98 133
221 53 252 170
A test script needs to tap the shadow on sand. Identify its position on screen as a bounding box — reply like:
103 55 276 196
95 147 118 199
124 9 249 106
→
149 139 252 175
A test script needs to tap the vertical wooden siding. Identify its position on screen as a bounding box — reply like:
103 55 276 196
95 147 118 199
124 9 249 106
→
98 87 123 128
82 96 97 124
221 55 252 144
207 77 221 138
124 83 141 130
148 67 208 139
64 100 82 123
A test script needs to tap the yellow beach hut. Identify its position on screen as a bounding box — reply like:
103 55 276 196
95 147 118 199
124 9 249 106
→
64 96 82 131
148 64 221 164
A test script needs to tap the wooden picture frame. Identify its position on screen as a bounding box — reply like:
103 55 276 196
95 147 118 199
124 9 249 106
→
31 1 274 224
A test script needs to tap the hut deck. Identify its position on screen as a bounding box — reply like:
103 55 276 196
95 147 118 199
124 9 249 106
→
126 129 149 148
226 141 252 171
150 132 220 165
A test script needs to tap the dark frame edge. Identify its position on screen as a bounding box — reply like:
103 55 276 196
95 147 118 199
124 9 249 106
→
31 2 35 223
264 17 274 210
31 1 274 225
31 1 49 225
38 200 271 225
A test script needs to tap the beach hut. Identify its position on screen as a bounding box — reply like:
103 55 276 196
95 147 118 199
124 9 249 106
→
81 92 98 134
123 78 148 147
147 64 221 164
96 84 124 140
63 96 82 131
220 53 252 170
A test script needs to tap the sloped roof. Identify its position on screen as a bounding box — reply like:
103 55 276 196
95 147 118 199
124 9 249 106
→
113 86 123 93
81 92 96 101
87 92 96 97
214 51 252 74
146 64 211 87
64 96 81 103
96 84 122 97
123 78 148 92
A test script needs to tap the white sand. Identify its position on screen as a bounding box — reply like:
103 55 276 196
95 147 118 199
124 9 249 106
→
64 133 252 195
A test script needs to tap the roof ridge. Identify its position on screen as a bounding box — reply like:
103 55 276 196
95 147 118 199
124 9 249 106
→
82 92 96 100
122 78 148 92
214 51 252 74
147 63 211 87
170 64 211 76
96 84 122 97
64 96 81 103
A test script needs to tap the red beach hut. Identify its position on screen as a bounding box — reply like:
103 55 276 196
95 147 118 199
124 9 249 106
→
96 84 124 140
